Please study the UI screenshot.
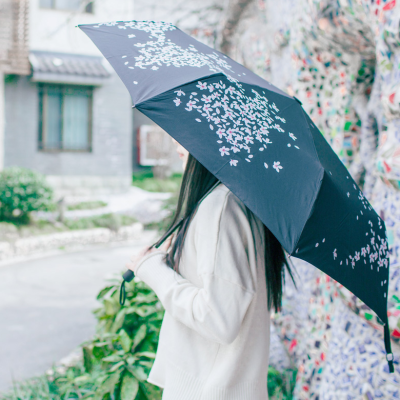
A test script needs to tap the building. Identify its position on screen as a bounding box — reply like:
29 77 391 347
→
3 0 136 197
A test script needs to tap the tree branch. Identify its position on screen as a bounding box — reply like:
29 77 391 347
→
219 0 254 56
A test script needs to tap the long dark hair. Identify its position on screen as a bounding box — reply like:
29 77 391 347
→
153 154 294 312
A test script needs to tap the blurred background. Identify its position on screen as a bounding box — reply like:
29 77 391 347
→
0 0 400 399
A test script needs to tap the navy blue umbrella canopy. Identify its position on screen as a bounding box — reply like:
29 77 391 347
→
79 21 393 369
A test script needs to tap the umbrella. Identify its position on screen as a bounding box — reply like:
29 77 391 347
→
79 20 394 371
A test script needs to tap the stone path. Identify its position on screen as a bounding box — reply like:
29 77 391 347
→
0 231 157 393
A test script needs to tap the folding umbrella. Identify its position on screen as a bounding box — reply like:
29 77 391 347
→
79 21 393 371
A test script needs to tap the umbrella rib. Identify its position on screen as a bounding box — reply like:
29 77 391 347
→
298 106 322 164
290 170 324 256
270 99 298 117
290 107 324 255
214 159 232 175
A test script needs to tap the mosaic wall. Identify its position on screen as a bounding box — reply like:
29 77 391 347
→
233 0 400 398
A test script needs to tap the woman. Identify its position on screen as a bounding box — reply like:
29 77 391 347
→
127 140 293 400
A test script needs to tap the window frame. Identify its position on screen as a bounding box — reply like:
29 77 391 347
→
38 84 93 153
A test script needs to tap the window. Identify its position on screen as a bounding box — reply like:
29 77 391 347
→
39 0 94 13
38 85 93 152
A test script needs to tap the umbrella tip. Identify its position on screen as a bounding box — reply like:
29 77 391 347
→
293 96 302 105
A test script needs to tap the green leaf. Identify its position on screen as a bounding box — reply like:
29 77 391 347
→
125 306 138 315
111 308 127 333
132 325 147 350
96 374 109 386
138 360 154 369
94 340 110 346
103 319 114 332
134 294 157 303
102 354 123 363
119 329 133 353
83 345 93 373
139 382 162 400
74 375 91 384
93 343 109 359
104 298 119 316
67 368 75 381
99 370 122 394
134 306 156 317
137 384 151 400
127 356 138 365
110 360 125 372
136 351 156 359
97 285 116 300
92 388 106 400
120 372 139 400
135 339 153 354
127 365 148 382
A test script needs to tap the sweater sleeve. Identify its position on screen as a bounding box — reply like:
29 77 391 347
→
135 191 257 345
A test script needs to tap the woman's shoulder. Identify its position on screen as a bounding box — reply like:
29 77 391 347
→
193 182 263 249
196 183 248 222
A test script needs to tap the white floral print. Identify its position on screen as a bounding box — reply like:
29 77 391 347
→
197 81 209 90
295 180 390 290
172 78 295 170
219 146 230 156
92 21 235 78
273 161 283 172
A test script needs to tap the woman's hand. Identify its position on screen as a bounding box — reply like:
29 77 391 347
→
126 237 173 274
126 247 152 274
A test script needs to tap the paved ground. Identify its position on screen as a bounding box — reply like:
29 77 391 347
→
0 230 157 393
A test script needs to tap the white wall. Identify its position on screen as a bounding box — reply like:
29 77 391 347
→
29 0 135 55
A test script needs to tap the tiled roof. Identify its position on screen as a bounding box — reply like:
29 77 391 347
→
29 50 111 85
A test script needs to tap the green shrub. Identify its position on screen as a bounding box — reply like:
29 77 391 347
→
131 171 153 182
77 278 164 400
0 167 53 223
64 214 137 232
132 172 182 193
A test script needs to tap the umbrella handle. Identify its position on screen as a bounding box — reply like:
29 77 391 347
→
123 269 134 282
119 270 134 306
384 323 394 373
118 220 182 306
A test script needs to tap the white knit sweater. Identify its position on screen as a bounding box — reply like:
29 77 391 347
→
135 183 270 400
